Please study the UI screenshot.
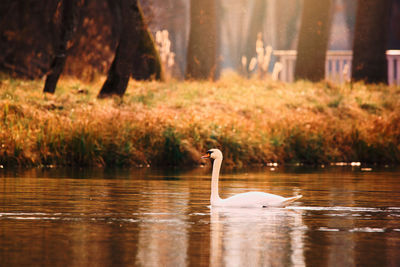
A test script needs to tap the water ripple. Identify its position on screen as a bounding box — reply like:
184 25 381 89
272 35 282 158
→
289 206 400 213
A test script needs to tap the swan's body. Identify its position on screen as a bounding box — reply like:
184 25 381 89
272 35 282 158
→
202 149 302 208
212 191 302 208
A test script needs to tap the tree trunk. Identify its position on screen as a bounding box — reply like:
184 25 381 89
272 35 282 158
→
131 20 164 81
98 0 163 98
185 0 217 80
388 0 400 49
295 0 333 82
351 0 392 84
43 0 79 93
130 0 164 81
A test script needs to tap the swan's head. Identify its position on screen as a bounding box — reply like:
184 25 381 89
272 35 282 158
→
201 148 223 160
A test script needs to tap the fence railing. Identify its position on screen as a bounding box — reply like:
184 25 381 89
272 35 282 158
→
273 50 400 85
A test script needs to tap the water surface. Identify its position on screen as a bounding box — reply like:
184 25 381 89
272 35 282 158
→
1 166 400 266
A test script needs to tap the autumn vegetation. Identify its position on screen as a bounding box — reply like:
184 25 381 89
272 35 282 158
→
1 73 399 168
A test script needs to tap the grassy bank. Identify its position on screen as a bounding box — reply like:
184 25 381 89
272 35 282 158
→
1 73 400 167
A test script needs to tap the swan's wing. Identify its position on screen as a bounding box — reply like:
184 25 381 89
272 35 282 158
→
220 192 287 207
279 194 303 207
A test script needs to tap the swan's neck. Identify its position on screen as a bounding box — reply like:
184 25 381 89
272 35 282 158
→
211 157 222 203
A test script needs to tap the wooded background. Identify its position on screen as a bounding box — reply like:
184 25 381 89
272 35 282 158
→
1 0 400 94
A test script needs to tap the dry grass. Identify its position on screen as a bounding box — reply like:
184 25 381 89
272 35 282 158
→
1 72 400 167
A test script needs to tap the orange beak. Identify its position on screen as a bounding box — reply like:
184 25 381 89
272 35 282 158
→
201 153 210 159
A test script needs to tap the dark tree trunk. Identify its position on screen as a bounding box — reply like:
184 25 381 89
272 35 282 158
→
98 0 163 98
185 0 217 80
387 0 400 49
295 0 333 82
130 0 164 81
43 0 79 93
131 21 164 81
388 0 400 49
351 0 392 84
98 0 137 98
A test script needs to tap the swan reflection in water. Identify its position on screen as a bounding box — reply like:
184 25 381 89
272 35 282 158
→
210 206 306 267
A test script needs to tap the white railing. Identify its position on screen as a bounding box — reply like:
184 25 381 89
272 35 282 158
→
273 50 400 85
387 50 400 85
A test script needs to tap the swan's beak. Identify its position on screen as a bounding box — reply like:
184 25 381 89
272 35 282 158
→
201 153 210 159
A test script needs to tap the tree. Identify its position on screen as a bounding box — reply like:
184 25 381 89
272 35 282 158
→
98 0 163 98
351 0 392 84
388 0 400 49
0 0 60 79
130 24 164 81
44 0 80 93
185 0 217 80
295 0 333 82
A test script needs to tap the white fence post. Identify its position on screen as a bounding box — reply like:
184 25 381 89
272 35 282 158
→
273 50 400 85
387 50 400 86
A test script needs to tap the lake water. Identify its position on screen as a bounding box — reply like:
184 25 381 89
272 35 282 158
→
1 166 400 266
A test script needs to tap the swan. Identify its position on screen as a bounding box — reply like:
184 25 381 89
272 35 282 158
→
202 148 302 208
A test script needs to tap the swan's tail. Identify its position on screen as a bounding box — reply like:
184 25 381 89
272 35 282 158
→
282 194 302 207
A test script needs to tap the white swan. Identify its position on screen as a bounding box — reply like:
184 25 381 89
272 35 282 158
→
202 149 302 208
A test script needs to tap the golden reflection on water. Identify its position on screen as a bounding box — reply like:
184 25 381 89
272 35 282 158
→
135 180 190 267
1 167 400 266
210 207 305 267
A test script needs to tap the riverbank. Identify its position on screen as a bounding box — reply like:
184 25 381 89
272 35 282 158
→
1 73 399 167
